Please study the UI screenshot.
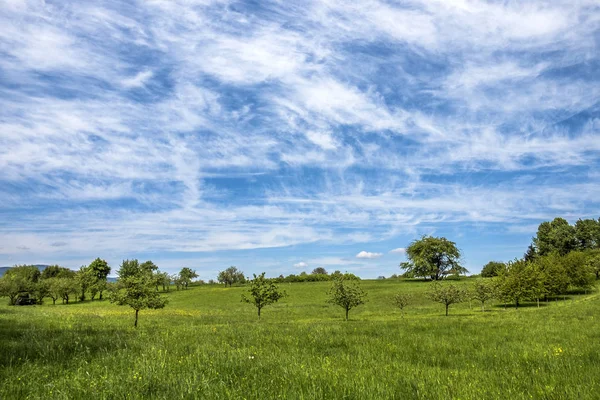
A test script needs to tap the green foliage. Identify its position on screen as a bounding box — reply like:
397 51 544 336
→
88 258 111 281
561 251 595 291
471 279 496 311
76 266 96 301
178 267 198 289
392 292 410 317
218 266 246 287
574 218 600 250
401 235 467 280
327 278 367 320
586 251 600 279
533 218 578 256
241 273 286 318
496 259 534 308
311 267 328 275
481 261 505 278
110 270 167 327
426 282 466 316
53 277 80 304
41 265 75 279
0 265 42 305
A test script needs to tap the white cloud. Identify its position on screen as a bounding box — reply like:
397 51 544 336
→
293 262 308 268
121 70 154 88
389 248 406 254
356 251 383 259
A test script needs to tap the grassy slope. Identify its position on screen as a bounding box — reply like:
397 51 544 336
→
1 280 599 399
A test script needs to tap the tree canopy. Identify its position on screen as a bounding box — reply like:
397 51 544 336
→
400 236 467 280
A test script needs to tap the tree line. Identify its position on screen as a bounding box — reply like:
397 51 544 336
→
0 259 199 306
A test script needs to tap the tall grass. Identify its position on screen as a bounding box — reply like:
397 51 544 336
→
1 280 599 399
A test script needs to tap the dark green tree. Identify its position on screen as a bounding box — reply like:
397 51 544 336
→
401 236 467 280
533 218 577 256
311 267 328 275
481 261 505 278
574 218 600 250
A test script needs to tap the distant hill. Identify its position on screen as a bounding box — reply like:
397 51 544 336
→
0 264 51 277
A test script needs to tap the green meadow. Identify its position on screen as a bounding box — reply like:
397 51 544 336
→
1 279 599 399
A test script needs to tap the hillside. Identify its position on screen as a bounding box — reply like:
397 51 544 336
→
1 279 599 399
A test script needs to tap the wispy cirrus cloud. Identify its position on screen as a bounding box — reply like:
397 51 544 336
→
0 0 598 277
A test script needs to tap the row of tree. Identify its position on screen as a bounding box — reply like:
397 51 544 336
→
0 259 199 306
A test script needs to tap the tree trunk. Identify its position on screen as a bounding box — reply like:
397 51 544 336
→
258 307 261 319
345 307 349 321
134 309 139 328
445 304 449 316
481 301 485 312
52 298 56 305
537 298 539 308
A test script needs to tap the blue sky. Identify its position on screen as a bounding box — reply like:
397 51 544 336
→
1 0 599 279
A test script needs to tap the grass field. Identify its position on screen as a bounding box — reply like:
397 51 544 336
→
1 279 599 399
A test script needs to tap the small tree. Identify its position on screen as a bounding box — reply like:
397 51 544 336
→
327 278 367 321
241 273 286 318
393 292 411 318
45 278 61 305
110 275 167 327
76 266 96 301
471 279 496 312
110 259 168 327
178 267 199 289
218 266 245 287
427 283 465 316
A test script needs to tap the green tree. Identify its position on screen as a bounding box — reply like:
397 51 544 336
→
523 244 538 262
586 251 600 280
426 282 465 316
178 267 199 289
241 273 286 318
471 279 496 311
75 266 96 301
312 267 328 275
88 258 110 299
533 218 577 256
561 251 595 292
56 277 79 304
574 218 600 250
110 259 167 327
327 278 367 321
481 261 505 278
218 266 245 287
401 236 466 280
497 259 534 308
45 278 62 305
392 292 411 318
0 265 41 305
41 265 74 280
534 254 569 299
